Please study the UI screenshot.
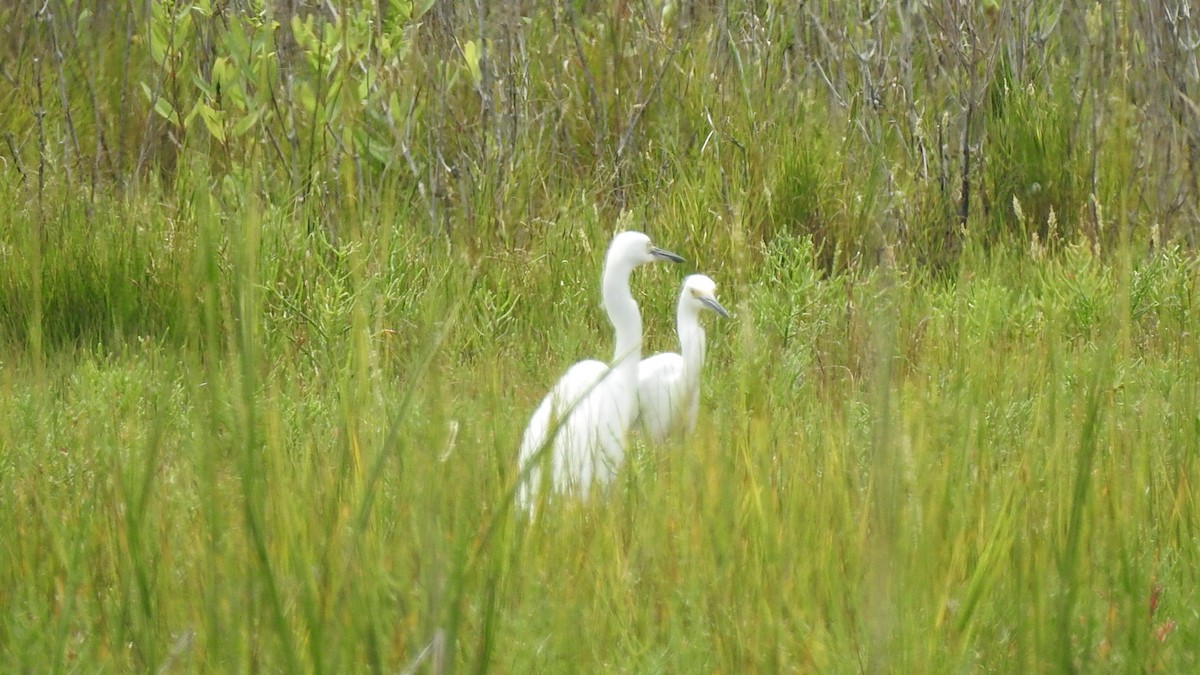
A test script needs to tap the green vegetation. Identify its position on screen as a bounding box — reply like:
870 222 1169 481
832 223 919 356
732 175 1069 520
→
2 0 1199 671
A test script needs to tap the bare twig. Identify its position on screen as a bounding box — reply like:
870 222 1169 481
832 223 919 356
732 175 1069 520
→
960 98 972 225
803 6 849 109
4 133 25 184
47 5 80 193
564 1 606 161
35 55 46 208
616 39 681 160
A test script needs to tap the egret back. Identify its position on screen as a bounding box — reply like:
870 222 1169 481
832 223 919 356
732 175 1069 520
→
517 359 617 511
636 351 688 445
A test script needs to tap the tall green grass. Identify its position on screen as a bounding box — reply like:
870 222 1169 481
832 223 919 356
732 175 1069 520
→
3 1 1200 672
3 180 1199 670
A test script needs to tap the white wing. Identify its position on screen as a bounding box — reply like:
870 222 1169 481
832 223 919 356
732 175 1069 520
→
636 352 685 445
517 359 609 512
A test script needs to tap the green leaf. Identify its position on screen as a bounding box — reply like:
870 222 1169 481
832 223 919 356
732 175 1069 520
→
295 80 317 116
414 0 436 19
225 20 250 62
290 15 313 51
232 109 262 137
388 0 413 24
321 21 338 50
211 57 229 90
226 80 248 111
462 39 482 85
76 9 92 37
191 72 214 97
177 10 193 40
149 25 167 65
353 126 392 167
152 96 180 127
194 103 225 142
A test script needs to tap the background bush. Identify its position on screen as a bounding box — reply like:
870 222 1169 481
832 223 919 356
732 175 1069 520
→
3 1 1200 672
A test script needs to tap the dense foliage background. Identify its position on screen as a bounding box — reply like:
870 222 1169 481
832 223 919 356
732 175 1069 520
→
2 1 1200 672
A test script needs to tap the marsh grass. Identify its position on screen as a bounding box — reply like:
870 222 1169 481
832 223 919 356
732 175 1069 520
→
4 1 1200 672
4 183 1200 670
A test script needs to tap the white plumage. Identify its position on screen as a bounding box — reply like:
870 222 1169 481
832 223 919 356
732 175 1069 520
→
637 274 729 445
517 231 684 513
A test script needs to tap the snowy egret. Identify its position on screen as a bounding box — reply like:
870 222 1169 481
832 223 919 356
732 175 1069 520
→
517 231 685 512
636 274 729 445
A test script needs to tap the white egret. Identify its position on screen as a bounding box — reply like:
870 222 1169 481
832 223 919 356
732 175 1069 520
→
636 274 730 445
517 231 685 512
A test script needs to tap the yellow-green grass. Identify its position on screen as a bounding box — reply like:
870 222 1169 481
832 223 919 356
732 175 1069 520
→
3 1 1200 672
2 186 1198 671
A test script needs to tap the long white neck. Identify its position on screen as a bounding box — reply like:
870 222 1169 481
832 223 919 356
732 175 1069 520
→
602 261 642 382
677 306 706 394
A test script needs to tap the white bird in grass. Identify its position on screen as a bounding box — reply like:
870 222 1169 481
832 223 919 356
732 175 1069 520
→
636 274 730 445
517 231 685 512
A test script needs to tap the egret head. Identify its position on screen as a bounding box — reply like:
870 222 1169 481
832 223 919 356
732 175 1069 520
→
609 231 686 267
681 274 731 318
